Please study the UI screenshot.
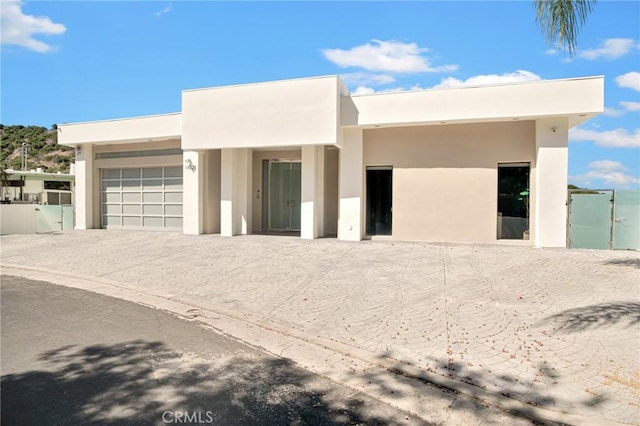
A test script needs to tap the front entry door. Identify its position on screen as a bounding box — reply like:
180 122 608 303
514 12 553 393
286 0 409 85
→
268 161 301 231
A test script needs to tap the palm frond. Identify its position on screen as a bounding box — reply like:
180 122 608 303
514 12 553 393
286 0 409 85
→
534 0 596 56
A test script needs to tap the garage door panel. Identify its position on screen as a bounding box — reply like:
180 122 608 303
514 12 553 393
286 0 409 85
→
122 204 141 215
165 217 183 228
101 167 183 231
103 193 120 203
165 205 182 216
103 216 121 226
122 169 141 179
123 216 142 227
164 179 183 190
164 167 182 178
122 192 141 203
122 180 141 190
103 169 121 179
143 217 163 227
143 179 163 190
143 204 163 215
103 204 121 214
165 192 182 203
143 168 163 178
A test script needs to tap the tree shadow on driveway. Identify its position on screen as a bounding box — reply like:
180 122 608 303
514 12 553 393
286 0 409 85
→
602 258 640 269
1 340 422 425
539 301 640 332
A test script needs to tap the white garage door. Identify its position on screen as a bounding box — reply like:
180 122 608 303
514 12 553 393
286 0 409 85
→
101 167 183 231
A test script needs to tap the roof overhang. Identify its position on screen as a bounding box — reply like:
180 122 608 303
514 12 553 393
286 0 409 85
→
57 113 181 147
343 76 604 129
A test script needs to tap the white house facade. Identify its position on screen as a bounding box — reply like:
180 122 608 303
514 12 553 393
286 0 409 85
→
58 75 604 247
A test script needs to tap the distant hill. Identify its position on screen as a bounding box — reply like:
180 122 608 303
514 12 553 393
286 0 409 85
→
0 124 74 173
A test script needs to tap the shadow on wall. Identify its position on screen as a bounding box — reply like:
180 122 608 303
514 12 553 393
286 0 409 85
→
539 302 640 333
1 340 411 426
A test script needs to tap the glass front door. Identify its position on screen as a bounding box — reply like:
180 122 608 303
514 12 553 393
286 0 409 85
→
267 161 301 231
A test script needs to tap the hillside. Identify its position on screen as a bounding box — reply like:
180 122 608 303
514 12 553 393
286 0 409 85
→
0 124 74 173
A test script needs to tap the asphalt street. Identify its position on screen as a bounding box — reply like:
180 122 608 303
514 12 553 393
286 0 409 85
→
0 275 426 425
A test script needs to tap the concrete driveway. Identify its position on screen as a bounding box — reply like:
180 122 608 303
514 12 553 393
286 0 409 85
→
1 230 638 425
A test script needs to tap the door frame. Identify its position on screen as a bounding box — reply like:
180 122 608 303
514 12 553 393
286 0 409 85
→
365 166 393 236
263 159 302 232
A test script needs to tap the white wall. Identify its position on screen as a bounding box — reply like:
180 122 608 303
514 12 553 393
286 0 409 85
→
182 76 341 150
350 77 604 128
338 128 364 241
58 113 181 146
534 118 569 247
0 205 37 234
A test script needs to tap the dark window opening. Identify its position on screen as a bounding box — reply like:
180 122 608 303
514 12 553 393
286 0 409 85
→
497 164 530 240
44 180 72 191
366 168 392 236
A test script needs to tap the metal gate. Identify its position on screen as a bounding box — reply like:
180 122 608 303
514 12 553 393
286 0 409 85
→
568 189 640 250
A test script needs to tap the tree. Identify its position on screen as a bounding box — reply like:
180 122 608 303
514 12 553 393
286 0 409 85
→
534 0 597 56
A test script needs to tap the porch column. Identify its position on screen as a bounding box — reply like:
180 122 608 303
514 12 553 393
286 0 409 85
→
75 143 93 229
220 148 252 236
301 145 325 239
534 118 569 248
183 150 204 235
338 128 364 241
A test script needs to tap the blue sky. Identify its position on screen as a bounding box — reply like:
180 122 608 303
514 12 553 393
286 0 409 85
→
1 1 639 188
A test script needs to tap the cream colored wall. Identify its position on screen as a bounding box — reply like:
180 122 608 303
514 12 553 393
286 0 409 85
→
182 76 341 150
363 121 535 243
204 150 221 234
0 205 38 234
58 113 181 146
251 150 301 232
351 76 603 128
324 147 339 236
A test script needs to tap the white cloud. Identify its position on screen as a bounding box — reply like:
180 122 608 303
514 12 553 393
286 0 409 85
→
570 160 640 188
545 48 559 55
340 72 396 86
351 84 424 95
579 38 639 60
620 101 640 111
352 86 376 95
433 70 541 88
615 72 640 91
602 107 625 117
0 0 66 52
570 127 640 148
155 3 172 17
322 40 457 73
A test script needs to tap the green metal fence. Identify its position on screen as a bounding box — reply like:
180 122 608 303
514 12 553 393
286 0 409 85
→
568 189 640 250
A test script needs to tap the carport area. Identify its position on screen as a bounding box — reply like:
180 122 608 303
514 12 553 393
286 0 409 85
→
1 231 638 424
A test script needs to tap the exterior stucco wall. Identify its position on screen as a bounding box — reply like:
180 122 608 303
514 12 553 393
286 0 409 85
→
182 76 341 150
58 113 181 146
204 150 221 234
363 121 535 244
324 147 339 236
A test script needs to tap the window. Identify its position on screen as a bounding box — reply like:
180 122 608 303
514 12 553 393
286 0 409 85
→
497 163 530 240
44 180 72 191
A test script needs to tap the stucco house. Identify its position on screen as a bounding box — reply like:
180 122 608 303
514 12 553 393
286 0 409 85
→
58 75 603 247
